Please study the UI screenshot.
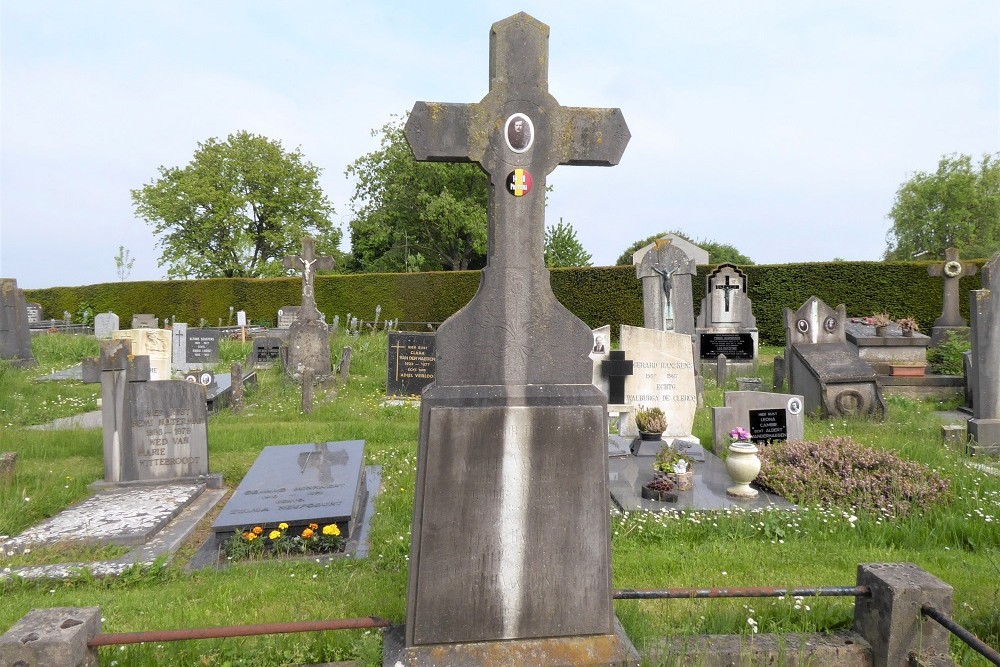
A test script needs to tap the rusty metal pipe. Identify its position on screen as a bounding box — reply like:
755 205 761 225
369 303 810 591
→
614 585 871 600
921 605 1000 666
88 617 392 647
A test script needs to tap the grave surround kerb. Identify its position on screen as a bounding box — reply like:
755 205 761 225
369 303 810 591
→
393 12 636 666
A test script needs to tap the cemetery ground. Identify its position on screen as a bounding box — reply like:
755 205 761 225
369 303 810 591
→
1 333 998 666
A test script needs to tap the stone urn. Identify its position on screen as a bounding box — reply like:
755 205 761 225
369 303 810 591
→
725 441 761 498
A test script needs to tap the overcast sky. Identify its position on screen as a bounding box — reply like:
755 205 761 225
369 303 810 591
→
2 1 998 289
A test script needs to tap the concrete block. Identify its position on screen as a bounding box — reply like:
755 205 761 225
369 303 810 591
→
0 607 101 667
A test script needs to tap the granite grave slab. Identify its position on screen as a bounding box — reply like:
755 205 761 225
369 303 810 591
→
0 278 36 367
712 391 805 449
386 332 436 397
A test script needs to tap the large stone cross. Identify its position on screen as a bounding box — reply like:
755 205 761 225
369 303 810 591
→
404 12 630 386
928 247 977 327
283 236 333 323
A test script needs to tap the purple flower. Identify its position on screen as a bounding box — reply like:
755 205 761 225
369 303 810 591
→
729 427 751 442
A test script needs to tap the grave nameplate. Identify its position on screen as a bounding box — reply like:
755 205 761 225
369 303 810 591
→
277 306 300 329
212 441 365 535
386 332 436 397
700 333 754 360
749 408 787 444
25 303 42 324
128 381 209 482
186 329 220 365
253 337 285 366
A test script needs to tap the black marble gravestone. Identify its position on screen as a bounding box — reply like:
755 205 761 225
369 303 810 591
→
386 332 436 397
389 13 636 666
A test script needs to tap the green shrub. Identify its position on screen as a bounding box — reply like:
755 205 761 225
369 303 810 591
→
926 330 970 375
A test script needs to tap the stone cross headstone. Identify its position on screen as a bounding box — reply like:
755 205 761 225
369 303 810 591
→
634 239 696 334
967 252 999 455
390 13 635 664
283 236 334 379
601 350 633 405
93 312 120 339
0 279 36 368
695 263 758 369
928 247 978 344
170 323 189 371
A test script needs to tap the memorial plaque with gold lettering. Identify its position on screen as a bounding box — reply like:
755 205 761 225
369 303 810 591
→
212 441 365 536
386 332 436 397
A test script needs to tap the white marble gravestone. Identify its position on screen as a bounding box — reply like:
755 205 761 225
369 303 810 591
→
93 312 120 339
112 329 171 381
696 263 758 374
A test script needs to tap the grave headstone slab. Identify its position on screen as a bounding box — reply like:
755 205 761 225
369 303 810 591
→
131 314 158 329
395 12 635 662
589 324 611 398
619 325 697 440
24 303 42 324
112 329 171 380
186 328 220 366
634 239 696 335
386 332 436 397
632 234 709 266
0 279 36 367
277 306 301 329
712 391 805 449
252 336 286 368
695 263 758 370
968 252 1000 454
212 441 366 536
128 381 209 482
170 323 188 371
93 312 120 339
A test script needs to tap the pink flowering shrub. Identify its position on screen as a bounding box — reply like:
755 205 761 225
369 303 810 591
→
756 436 951 518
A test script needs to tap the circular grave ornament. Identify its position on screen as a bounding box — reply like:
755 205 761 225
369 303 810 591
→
824 316 838 333
796 318 809 333
504 113 534 153
943 260 963 277
787 397 803 415
506 169 533 197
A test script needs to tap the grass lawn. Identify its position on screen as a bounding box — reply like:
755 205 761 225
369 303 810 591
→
1 333 997 666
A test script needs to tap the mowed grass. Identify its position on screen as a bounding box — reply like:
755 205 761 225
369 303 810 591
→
0 335 998 666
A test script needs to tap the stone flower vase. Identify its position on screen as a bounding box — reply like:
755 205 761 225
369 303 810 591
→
725 441 761 499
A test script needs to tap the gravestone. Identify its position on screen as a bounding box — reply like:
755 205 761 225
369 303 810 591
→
696 263 758 374
635 239 696 335
24 302 42 324
589 324 611 397
112 329 171 380
131 314 158 329
252 336 286 368
618 325 698 443
212 441 366 537
0 278 36 367
712 391 805 449
82 339 214 485
928 248 978 345
277 306 301 329
186 328 220 366
93 312 120 339
784 297 886 419
967 252 1000 456
632 234 709 266
386 332 436 398
390 13 636 665
601 350 633 405
283 236 333 380
170 323 189 371
845 320 931 373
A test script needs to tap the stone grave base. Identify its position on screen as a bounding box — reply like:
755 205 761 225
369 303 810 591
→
89 473 223 492
643 631 871 666
700 360 756 380
968 419 1000 457
0 482 225 581
382 616 640 667
876 374 964 401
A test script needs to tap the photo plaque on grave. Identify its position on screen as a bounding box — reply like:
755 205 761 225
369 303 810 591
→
386 332 436 397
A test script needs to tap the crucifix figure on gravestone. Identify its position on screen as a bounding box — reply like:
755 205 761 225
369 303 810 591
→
715 274 741 313
652 266 676 326
928 247 978 328
283 236 334 323
395 13 636 663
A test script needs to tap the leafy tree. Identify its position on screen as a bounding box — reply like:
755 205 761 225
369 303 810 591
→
615 230 753 266
544 218 592 267
114 245 134 281
345 116 487 272
884 152 1000 260
132 131 339 279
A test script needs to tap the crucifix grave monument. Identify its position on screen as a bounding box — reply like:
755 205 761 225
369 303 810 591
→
635 238 696 335
927 247 978 345
386 13 636 666
695 263 759 374
282 236 333 380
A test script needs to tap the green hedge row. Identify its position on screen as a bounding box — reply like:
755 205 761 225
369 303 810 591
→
24 260 985 345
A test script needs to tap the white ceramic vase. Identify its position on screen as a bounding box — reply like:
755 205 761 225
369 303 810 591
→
725 441 761 498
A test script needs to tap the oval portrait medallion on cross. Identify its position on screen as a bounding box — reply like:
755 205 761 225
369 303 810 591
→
504 113 534 153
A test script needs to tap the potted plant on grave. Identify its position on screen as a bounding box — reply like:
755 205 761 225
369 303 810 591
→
869 312 892 336
641 475 678 503
896 316 920 337
653 445 694 490
635 406 667 440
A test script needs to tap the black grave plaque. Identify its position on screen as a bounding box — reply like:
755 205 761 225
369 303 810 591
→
186 328 220 365
212 441 365 536
700 333 754 360
253 336 285 364
749 408 788 444
386 332 436 397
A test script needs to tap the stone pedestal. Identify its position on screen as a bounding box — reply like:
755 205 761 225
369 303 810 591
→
0 607 101 667
286 319 331 380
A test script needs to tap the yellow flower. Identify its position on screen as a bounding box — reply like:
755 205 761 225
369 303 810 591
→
252 526 263 535
269 530 281 540
302 528 315 539
246 533 257 541
242 531 252 540
278 522 288 530
322 524 340 537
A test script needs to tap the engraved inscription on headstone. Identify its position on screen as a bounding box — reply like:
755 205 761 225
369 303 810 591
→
186 329 220 365
25 303 42 324
129 382 209 481
277 306 301 329
749 408 787 444
700 333 754 360
712 391 805 449
386 332 436 397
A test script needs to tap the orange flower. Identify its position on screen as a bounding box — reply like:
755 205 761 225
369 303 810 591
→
252 526 263 535
302 528 315 539
242 531 252 539
308 523 319 530
246 533 257 541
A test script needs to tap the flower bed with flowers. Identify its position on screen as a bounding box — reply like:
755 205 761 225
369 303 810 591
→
755 436 952 518
224 522 344 561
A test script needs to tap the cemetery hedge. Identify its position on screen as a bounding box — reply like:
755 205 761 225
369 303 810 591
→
25 260 985 344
